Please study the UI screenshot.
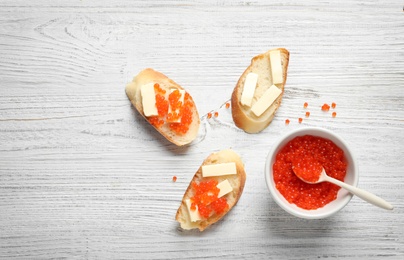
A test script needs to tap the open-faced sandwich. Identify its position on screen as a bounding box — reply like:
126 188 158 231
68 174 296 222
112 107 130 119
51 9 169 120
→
126 68 200 146
176 149 246 231
231 48 290 133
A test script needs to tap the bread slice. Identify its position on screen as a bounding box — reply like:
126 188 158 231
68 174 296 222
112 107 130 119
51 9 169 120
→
231 48 290 133
125 68 200 146
175 149 246 231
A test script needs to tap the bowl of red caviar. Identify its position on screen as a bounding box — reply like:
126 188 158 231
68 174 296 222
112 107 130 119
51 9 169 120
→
265 127 358 219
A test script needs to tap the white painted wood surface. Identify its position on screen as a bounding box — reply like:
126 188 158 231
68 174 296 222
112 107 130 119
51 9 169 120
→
0 0 403 259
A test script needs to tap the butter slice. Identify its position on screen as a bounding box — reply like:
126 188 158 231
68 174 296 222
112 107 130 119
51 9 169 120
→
240 72 258 107
251 85 282 117
140 83 158 117
270 50 283 85
185 199 201 222
217 179 233 198
202 162 237 177
167 89 185 123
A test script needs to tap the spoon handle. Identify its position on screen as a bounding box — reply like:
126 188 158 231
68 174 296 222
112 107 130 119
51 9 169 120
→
325 176 394 210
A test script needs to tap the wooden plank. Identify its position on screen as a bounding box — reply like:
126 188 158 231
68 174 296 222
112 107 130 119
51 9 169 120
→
0 0 403 259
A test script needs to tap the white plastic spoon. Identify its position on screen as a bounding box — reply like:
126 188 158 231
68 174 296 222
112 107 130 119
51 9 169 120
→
292 166 394 210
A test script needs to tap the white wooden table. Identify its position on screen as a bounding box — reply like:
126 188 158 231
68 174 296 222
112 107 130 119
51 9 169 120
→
1 1 403 259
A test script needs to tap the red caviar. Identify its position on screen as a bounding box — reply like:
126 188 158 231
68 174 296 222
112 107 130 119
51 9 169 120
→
298 117 303 124
155 94 169 117
292 156 323 183
273 135 347 210
154 83 166 95
225 102 230 109
332 102 336 109
305 111 310 118
190 180 228 219
285 119 290 125
172 176 177 182
148 116 164 128
167 89 183 122
322 103 330 111
214 112 219 118
210 197 228 215
147 85 194 135
332 112 337 118
304 102 308 108
207 112 212 119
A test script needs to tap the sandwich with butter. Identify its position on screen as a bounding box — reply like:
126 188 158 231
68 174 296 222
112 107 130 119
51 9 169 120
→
176 149 246 231
125 68 200 146
231 48 290 133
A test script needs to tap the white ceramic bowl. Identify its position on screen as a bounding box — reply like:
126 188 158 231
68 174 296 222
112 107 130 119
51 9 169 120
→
265 127 358 219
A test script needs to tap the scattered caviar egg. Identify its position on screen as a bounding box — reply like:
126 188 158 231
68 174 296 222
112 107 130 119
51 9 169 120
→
321 103 330 111
214 112 219 118
332 112 337 118
225 102 230 109
207 112 212 119
304 102 308 108
172 176 177 182
332 102 337 109
305 111 310 117
285 119 290 125
273 135 347 210
298 117 303 124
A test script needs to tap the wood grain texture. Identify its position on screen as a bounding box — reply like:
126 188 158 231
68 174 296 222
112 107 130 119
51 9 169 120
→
0 0 403 259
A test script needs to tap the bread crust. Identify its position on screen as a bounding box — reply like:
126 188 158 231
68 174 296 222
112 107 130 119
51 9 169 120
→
175 149 246 231
125 68 200 146
231 48 290 133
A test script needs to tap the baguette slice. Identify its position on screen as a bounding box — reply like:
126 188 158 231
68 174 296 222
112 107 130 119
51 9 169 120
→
176 149 246 231
231 48 290 133
125 68 200 146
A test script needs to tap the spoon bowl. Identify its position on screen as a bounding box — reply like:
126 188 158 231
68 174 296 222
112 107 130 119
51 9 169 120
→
293 167 393 210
